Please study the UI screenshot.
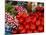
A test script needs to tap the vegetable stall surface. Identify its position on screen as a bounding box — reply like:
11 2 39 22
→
5 1 44 34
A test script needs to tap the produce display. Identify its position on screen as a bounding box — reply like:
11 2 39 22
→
5 1 44 34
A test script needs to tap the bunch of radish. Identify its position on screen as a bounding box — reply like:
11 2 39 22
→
5 12 19 33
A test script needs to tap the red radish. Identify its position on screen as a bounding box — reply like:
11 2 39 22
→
38 26 44 32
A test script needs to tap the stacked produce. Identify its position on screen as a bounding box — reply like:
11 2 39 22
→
5 1 44 34
16 7 44 33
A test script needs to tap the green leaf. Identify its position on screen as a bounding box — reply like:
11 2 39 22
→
5 2 13 13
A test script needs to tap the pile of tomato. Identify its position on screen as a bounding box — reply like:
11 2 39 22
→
16 6 44 34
